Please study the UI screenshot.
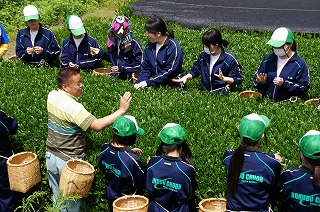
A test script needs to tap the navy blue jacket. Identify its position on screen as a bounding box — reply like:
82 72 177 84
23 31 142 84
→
60 34 102 71
97 143 145 203
103 37 143 80
136 37 183 87
223 148 282 211
0 110 18 212
146 155 197 212
189 50 243 92
253 53 310 101
279 166 320 212
15 24 60 66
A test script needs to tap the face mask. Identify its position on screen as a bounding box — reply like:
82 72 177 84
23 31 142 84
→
204 46 217 55
273 45 289 57
204 46 211 55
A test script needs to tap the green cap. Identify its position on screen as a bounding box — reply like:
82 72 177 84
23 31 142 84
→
299 130 320 159
266 27 294 47
66 15 86 36
158 123 186 145
238 113 270 142
112 115 144 137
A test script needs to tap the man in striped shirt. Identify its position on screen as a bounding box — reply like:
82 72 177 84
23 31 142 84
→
45 67 131 211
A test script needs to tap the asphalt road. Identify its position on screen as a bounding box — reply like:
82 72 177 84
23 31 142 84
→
129 0 320 33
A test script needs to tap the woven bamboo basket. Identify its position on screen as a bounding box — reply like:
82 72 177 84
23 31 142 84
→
6 152 41 193
239 90 262 99
59 159 95 198
305 98 319 105
92 68 112 75
198 198 227 212
113 195 149 212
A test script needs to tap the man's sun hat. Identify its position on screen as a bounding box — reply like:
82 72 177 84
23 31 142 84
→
158 123 186 145
23 5 39 21
299 130 320 159
266 27 294 48
238 113 270 142
66 15 86 36
112 115 144 137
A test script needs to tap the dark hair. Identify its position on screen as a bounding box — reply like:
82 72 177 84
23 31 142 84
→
300 152 320 187
288 40 297 52
202 28 229 49
145 16 174 38
155 141 193 164
57 67 80 89
227 136 262 196
112 133 137 146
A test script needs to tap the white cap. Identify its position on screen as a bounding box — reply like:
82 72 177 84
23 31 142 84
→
23 5 39 21
66 15 86 36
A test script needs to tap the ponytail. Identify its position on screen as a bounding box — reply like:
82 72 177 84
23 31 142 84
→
314 166 320 187
227 143 246 196
303 155 320 188
167 29 174 39
227 137 261 196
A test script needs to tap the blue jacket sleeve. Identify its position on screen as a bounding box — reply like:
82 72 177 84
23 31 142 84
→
0 110 18 135
188 54 203 79
226 56 243 85
136 51 152 83
41 31 61 61
15 30 28 60
282 60 310 96
77 40 102 70
146 42 183 86
118 39 143 74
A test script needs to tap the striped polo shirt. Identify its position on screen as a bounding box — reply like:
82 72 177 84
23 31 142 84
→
46 89 96 160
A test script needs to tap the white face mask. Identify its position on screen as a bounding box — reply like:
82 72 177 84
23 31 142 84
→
204 46 217 55
273 45 289 57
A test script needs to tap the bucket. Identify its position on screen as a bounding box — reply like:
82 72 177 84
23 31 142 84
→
6 152 41 193
113 195 149 212
59 159 95 198
198 198 227 212
92 68 112 75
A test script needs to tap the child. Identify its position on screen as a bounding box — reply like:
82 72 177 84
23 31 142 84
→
146 123 197 211
223 113 283 211
98 115 145 209
279 130 320 211
173 28 243 94
134 16 184 89
105 16 143 80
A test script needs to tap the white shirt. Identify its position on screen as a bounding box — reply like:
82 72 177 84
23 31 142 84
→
276 53 293 77
209 54 220 76
30 30 38 46
73 36 84 50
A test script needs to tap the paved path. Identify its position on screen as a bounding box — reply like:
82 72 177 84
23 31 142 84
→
130 0 320 33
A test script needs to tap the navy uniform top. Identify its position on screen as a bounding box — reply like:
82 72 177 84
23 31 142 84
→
223 148 282 211
146 155 197 212
279 165 320 212
97 143 145 202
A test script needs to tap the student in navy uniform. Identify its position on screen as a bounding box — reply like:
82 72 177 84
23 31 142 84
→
223 113 283 211
134 16 184 89
98 115 145 209
279 130 320 212
105 16 143 80
16 5 60 67
146 123 197 212
0 110 18 212
60 15 103 72
253 27 310 101
173 28 243 94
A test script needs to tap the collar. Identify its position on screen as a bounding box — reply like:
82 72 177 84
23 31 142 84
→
299 165 314 174
161 154 182 161
204 48 225 62
58 89 77 100
244 146 262 153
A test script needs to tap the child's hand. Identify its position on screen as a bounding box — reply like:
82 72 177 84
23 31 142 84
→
274 152 285 166
132 148 142 157
146 156 151 164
